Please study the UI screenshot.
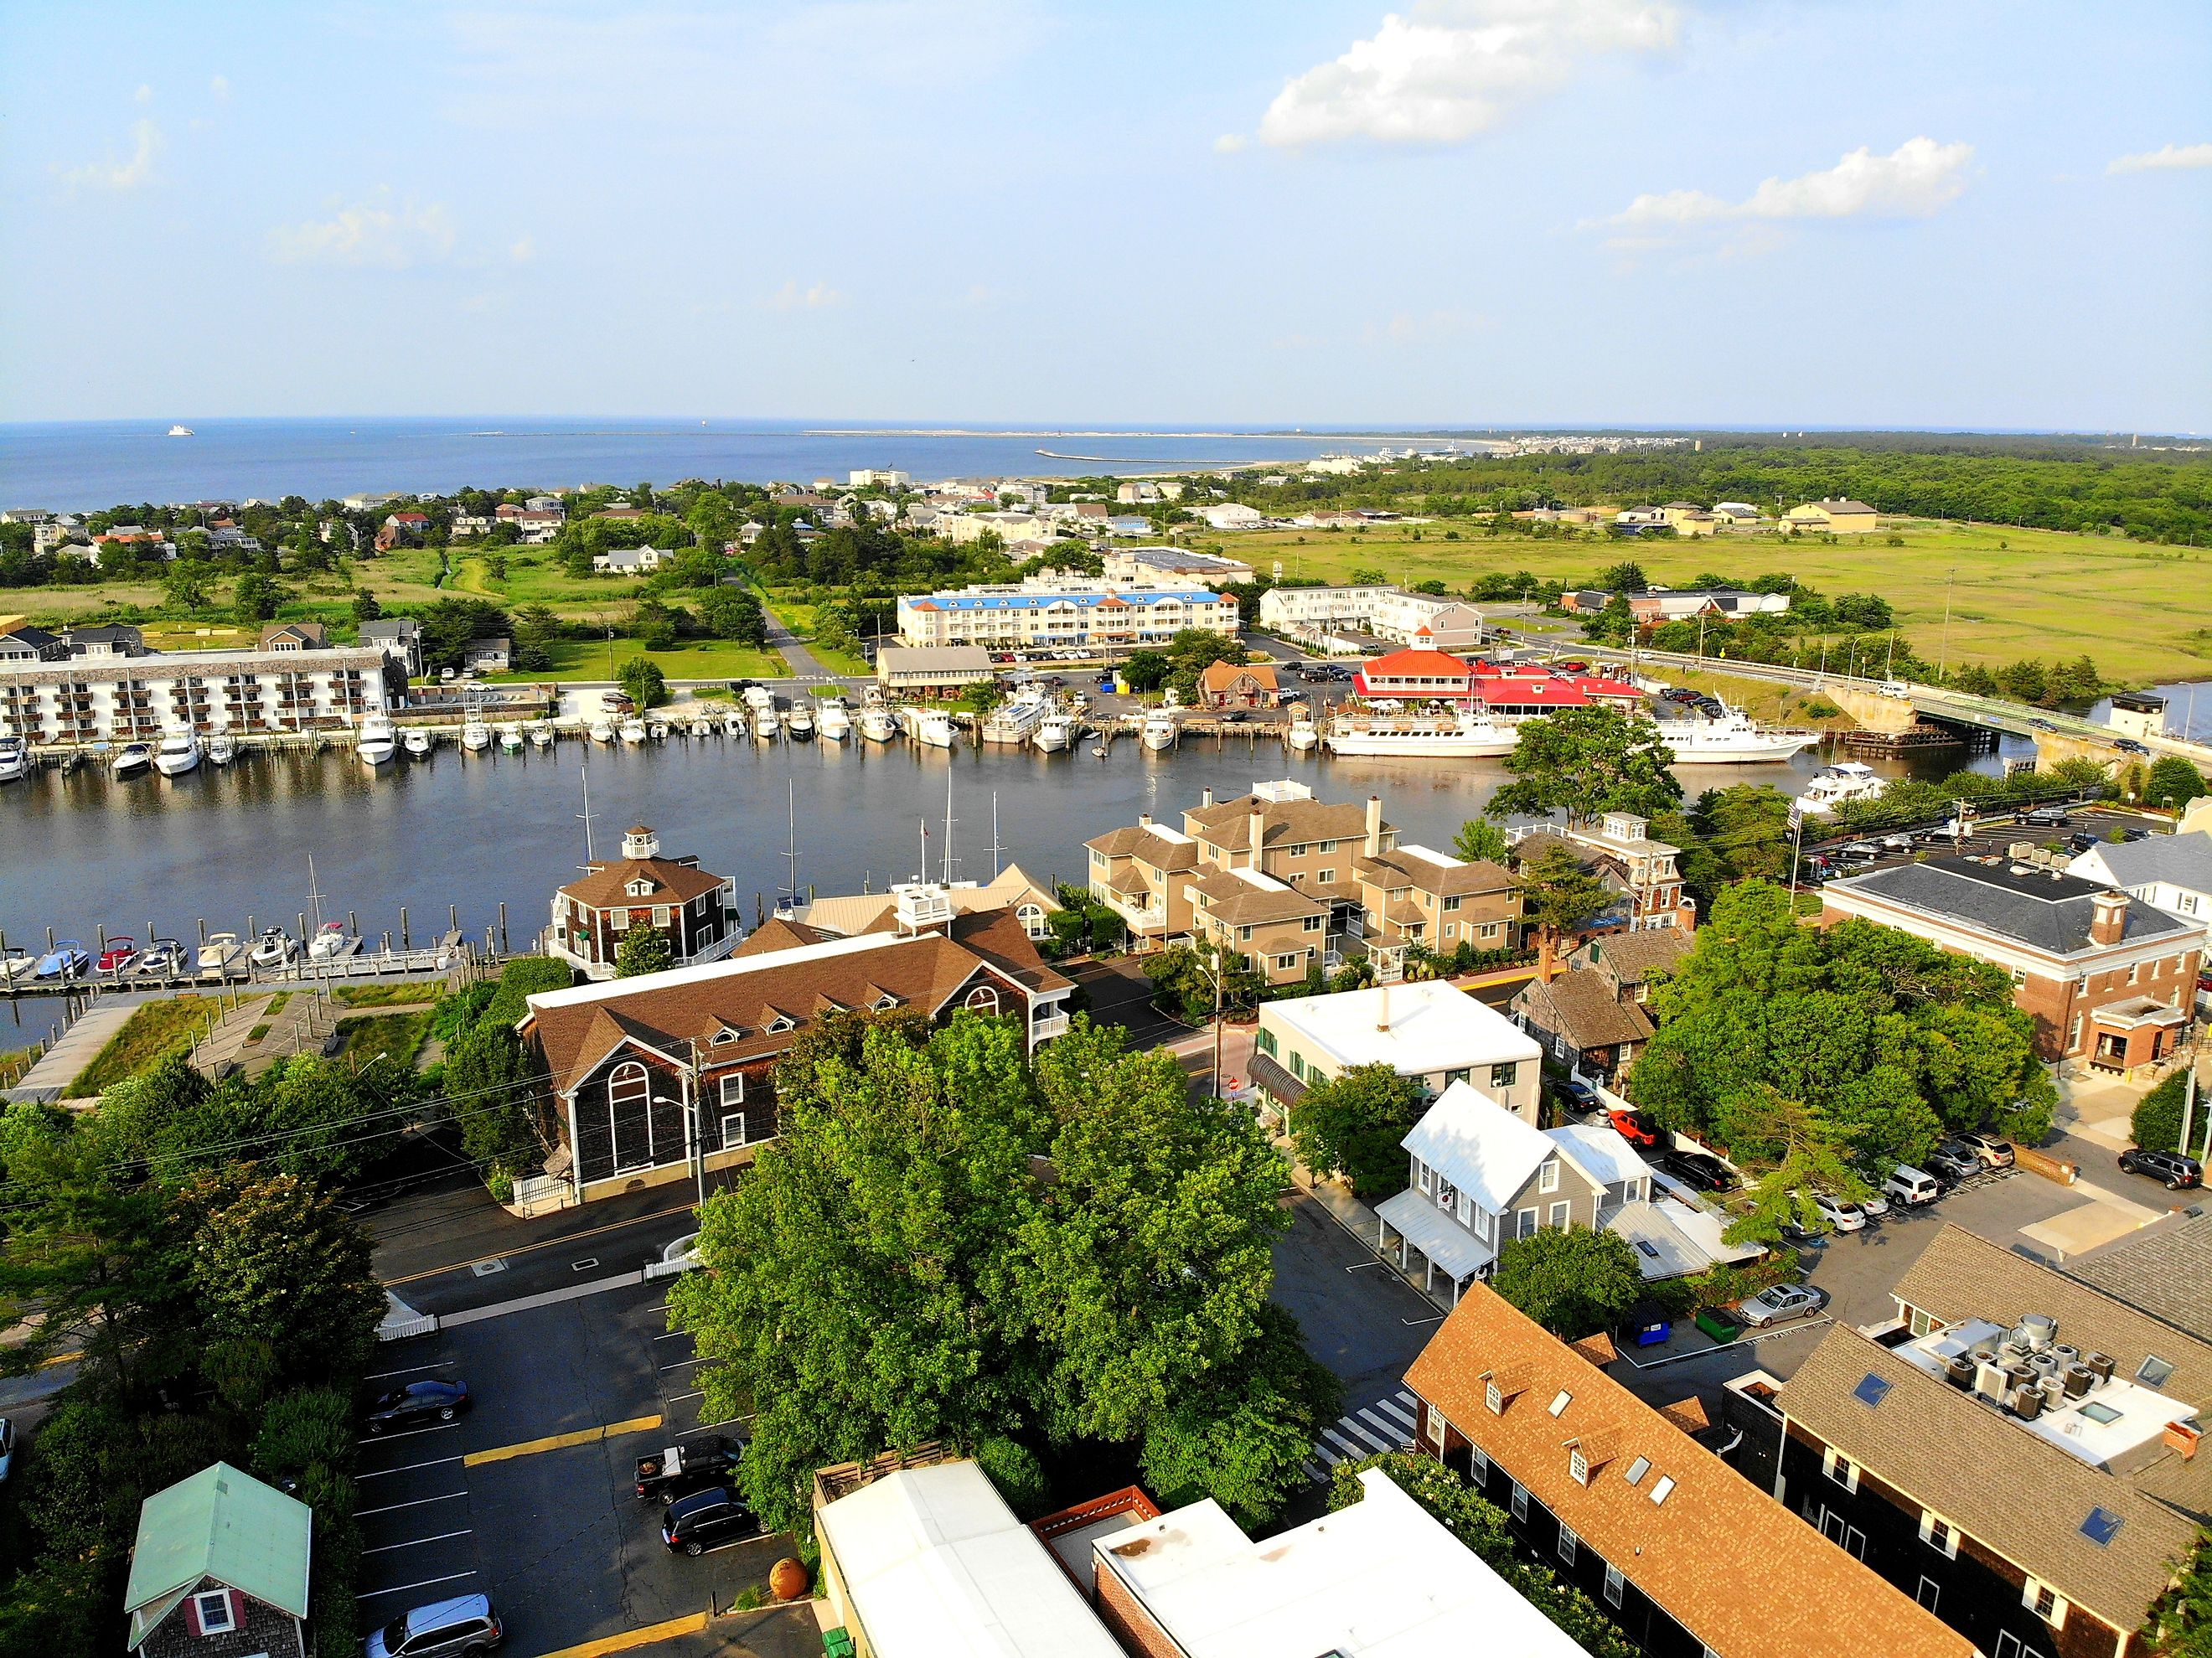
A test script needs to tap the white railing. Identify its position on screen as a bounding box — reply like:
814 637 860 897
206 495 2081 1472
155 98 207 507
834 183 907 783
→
1031 1014 1071 1042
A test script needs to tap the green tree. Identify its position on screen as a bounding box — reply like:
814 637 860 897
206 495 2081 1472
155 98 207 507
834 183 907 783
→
2131 1070 2199 1157
1594 560 1649 592
1491 1225 1645 1339
444 1022 546 1173
231 571 280 624
2146 1524 2212 1658
1513 842 1614 978
178 1170 384 1383
1450 819 1512 865
1486 705 1683 827
1120 649 1170 693
2146 755 2209 811
614 923 675 977
1289 1062 1429 1198
163 560 209 612
699 586 767 646
349 588 383 623
618 654 668 709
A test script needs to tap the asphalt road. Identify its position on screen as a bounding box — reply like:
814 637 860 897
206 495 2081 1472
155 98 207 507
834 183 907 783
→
1269 1191 1444 1410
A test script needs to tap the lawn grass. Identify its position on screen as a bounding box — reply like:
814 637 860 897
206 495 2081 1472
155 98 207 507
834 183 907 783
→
334 1010 432 1072
333 983 440 1008
65 996 222 1098
485 634 787 684
1235 520 2212 685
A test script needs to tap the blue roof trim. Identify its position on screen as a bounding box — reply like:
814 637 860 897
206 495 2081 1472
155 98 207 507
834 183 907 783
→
907 590 1232 612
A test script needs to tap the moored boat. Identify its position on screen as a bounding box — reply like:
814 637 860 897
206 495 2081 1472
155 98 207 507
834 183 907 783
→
530 722 555 749
723 710 747 738
817 698 851 741
980 686 1049 745
589 719 617 744
461 716 493 752
1286 715 1320 752
619 715 649 744
0 736 28 782
1140 708 1178 752
1794 761 1886 817
858 703 897 742
153 730 202 777
403 726 433 757
112 741 154 778
1651 706 1820 764
899 705 956 748
206 731 236 766
357 713 398 767
1325 705 1517 758
1034 713 1073 753
499 725 525 753
783 702 815 741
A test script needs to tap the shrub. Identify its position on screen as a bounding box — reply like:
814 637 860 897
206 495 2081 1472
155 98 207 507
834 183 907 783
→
2132 1071 2194 1155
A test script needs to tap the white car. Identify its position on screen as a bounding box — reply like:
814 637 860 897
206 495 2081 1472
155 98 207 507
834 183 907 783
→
1855 1189 1890 1217
1809 1192 1868 1232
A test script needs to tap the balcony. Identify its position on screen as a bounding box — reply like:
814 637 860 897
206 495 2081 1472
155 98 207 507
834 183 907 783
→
1030 1013 1072 1043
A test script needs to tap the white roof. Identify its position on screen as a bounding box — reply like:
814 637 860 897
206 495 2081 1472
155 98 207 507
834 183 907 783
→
1376 1188 1496 1281
525 931 909 1015
817 1462 1123 1658
1653 1194 1765 1267
1401 1081 1552 1212
1265 980 1540 1076
1544 1123 1649 1189
1095 1467 1584 1658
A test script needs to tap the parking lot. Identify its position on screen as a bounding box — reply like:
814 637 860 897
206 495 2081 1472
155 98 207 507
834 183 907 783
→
355 1278 788 1656
1801 801 2168 881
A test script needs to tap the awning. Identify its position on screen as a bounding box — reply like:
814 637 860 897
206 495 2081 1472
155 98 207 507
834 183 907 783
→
1377 1189 1496 1283
1248 1051 1308 1103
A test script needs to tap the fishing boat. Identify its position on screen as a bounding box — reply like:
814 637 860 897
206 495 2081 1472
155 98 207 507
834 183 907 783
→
461 715 493 752
1794 761 1887 816
206 731 236 766
618 715 647 744
589 719 616 744
0 736 28 782
980 686 1049 745
152 730 201 777
783 702 815 741
858 701 897 742
1651 706 1820 764
723 710 747 738
1033 712 1074 753
499 725 525 753
403 726 433 757
112 741 154 778
646 718 669 741
817 698 851 741
1286 715 1320 752
1140 708 1178 752
248 927 297 968
742 684 776 721
900 705 956 748
1325 705 1517 758
530 722 555 749
753 706 779 741
357 713 397 767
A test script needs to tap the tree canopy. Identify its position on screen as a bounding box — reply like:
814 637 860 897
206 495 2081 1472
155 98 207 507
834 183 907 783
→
668 1013 1339 1536
1289 1062 1428 1199
1486 705 1683 828
1491 1227 1646 1340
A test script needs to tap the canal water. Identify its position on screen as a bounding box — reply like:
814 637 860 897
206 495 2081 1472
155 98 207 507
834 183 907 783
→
0 732 2019 959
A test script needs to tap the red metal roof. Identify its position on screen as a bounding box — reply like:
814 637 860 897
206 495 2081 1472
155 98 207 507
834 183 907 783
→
1361 647 1476 679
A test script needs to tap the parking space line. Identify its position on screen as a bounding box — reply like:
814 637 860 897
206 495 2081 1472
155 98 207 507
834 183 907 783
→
682 1416 752 1434
650 1330 691 1342
659 1355 705 1370
664 1390 704 1404
364 1361 452 1382
357 1422 461 1446
525 1610 710 1658
356 1571 478 1602
464 1413 664 1468
363 1528 473 1555
359 1454 465 1480
358 1492 470 1518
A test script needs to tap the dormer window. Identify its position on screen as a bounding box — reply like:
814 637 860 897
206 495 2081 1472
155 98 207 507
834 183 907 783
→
762 1014 796 1034
626 879 654 897
710 1026 742 1046
872 993 899 1010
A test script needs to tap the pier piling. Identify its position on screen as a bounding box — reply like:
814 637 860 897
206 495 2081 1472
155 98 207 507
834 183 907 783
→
401 907 410 949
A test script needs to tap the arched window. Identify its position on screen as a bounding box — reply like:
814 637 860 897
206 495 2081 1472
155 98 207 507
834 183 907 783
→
964 984 1001 1015
609 1061 649 1109
607 1061 652 1173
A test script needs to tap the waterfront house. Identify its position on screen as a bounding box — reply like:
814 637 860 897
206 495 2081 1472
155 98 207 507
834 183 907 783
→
1252 979 1541 1125
874 644 994 698
545 824 740 980
1351 843 1521 953
125 1463 312 1658
2068 829 2212 948
1771 1224 2209 1658
1196 659 1279 708
1819 856 2199 1069
772 864 1061 944
358 617 424 678
259 621 329 652
519 903 1071 1204
1403 1289 1973 1658
462 637 512 674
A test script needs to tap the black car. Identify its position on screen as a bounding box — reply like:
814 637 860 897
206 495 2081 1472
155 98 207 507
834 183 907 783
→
662 1486 762 1555
2068 830 2101 853
2029 717 2055 731
2118 1148 2203 1190
1553 1077 1601 1116
2115 737 2150 756
1659 1150 1734 1193
364 1379 472 1434
1222 711 1250 723
1924 1143 1982 1184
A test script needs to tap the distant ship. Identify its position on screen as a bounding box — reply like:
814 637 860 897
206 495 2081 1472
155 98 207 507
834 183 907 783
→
167 424 194 437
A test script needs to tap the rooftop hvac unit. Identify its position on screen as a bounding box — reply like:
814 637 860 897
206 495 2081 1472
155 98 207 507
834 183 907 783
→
2054 1344 2081 1369
1945 1356 1977 1391
2013 1387 2045 1421
2006 1363 2037 1393
2019 1314 2059 1351
2086 1352 2116 1387
2029 1352 2061 1381
1976 1361 2010 1400
2064 1366 2094 1399
2039 1374 2068 1410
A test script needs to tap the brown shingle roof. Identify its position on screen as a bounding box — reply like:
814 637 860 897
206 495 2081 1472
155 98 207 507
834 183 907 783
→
1582 927 1690 983
559 855 727 911
1780 1325 2200 1633
1198 659 1278 693
2063 1211 2212 1344
1188 870 1326 927
1407 1287 1969 1658
1513 971 1654 1051
1084 825 1200 871
734 917 830 956
1354 851 1517 899
1185 793 1379 854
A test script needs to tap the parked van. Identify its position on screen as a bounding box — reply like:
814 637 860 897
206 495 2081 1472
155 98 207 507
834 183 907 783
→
1884 1165 1941 1206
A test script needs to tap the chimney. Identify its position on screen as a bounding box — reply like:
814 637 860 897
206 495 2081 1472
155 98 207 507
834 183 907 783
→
2090 890 2129 948
1364 794 1383 858
1201 787 1214 808
1248 806 1267 870
1138 812 1153 830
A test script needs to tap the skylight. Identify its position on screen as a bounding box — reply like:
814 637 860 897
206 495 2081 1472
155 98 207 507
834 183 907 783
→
1548 1391 1572 1418
2137 1355 2175 1387
1853 1373 1894 1409
1624 1456 1651 1485
1649 1475 1676 1506
2080 1507 2126 1547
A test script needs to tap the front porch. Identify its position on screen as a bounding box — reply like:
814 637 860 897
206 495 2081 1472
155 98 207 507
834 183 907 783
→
1373 1188 1496 1306
2085 996 2193 1079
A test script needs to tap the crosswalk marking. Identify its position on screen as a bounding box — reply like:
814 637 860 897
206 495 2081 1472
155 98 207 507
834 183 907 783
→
1303 1389 1419 1483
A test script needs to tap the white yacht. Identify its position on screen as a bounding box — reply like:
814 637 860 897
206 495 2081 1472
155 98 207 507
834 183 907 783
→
1286 715 1320 752
723 710 747 739
980 686 1049 745
1140 708 1179 752
619 715 649 744
1033 712 1074 753
742 684 776 720
589 718 617 744
357 714 397 767
167 424 194 437
1651 706 1821 764
646 717 669 741
499 725 525 753
859 701 897 742
403 727 433 757
206 731 235 766
1325 705 1517 758
530 722 555 749
817 698 852 741
783 702 815 741
153 731 202 777
112 741 154 777
1794 761 1887 816
900 705 956 748
0 736 28 782
461 715 493 752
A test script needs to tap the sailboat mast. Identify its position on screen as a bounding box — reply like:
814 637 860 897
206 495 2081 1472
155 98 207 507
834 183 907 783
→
577 767 596 866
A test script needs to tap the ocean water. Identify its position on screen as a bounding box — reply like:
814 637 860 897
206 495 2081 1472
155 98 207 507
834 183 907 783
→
0 418 1401 511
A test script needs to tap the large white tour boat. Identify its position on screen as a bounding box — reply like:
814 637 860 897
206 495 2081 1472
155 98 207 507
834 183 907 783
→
1325 706 1518 758
1651 707 1821 764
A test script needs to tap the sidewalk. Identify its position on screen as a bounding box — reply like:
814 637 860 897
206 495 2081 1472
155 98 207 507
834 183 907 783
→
1 994 147 1103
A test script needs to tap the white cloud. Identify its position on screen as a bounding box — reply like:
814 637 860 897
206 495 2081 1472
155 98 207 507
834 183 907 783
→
209 75 231 101
266 197 457 268
1610 137 1976 226
1214 132 1248 154
1257 0 1680 148
2107 142 2212 174
60 118 163 192
765 279 843 310
135 83 154 105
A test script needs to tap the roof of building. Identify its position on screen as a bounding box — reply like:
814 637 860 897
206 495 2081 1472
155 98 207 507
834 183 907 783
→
1264 980 1540 1075
2072 830 2212 895
902 587 1228 613
257 621 328 648
815 1459 1124 1657
1402 1080 1558 1211
524 922 1067 1090
1782 1324 2202 1635
1190 868 1326 926
1544 1122 1649 1189
1354 846 1516 900
1578 928 1691 983
1184 790 1378 855
126 1463 313 1647
1407 1290 1972 1658
1827 856 2198 956
1085 822 1201 872
558 853 727 911
2062 1210 2212 1344
1513 970 1654 1051
1358 647 1476 681
1093 1466 1586 1658
1198 659 1278 693
783 867 1061 940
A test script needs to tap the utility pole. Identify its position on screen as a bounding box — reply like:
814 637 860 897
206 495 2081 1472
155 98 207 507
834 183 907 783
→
1937 567 1956 681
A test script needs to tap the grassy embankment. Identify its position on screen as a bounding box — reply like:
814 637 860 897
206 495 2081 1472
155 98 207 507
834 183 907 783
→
1238 519 2211 687
65 994 263 1098
333 1010 433 1070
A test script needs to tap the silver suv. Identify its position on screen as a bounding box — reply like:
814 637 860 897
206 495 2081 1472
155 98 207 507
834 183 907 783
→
365 1595 504 1658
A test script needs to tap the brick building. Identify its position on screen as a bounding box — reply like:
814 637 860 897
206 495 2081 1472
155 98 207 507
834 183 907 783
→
545 825 739 980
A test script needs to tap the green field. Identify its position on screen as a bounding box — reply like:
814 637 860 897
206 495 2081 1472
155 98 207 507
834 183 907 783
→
334 1010 432 1071
1240 519 2211 686
485 634 788 684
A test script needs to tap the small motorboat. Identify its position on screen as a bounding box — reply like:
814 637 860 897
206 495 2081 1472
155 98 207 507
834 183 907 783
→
154 731 202 777
308 921 351 961
723 711 747 738
858 704 897 742
196 932 244 978
530 722 555 749
646 719 669 741
784 703 814 741
1140 709 1178 752
35 939 90 979
358 713 397 767
499 725 525 753
206 731 236 766
0 735 26 782
111 741 154 777
1287 715 1320 752
248 927 297 969
97 937 137 974
619 716 649 744
130 938 186 979
0 944 35 983
590 720 616 744
403 727 433 757
461 717 493 753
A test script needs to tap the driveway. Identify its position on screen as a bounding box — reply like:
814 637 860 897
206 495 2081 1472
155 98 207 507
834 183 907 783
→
1066 958 1188 1051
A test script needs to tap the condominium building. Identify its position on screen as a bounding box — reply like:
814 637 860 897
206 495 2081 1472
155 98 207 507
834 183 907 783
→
1258 584 1485 649
896 582 1238 651
0 645 395 744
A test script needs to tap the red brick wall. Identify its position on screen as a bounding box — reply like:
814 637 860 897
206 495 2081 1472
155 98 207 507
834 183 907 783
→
1093 1563 1185 1658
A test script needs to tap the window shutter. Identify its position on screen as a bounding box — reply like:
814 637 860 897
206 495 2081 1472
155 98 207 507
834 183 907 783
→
230 1589 247 1630
184 1597 203 1637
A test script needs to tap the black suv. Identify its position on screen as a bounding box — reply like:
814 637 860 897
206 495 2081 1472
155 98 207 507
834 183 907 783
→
1553 1078 1600 1116
2118 1148 2203 1190
662 1486 763 1556
1658 1150 1734 1193
364 1379 471 1434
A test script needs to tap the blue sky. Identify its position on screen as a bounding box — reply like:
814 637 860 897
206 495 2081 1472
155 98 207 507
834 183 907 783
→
3 1 2207 431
